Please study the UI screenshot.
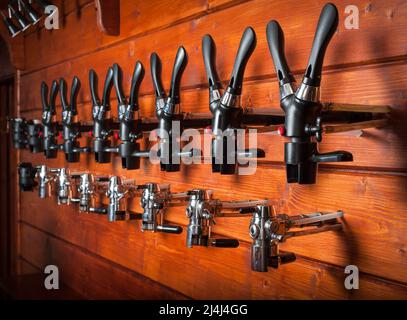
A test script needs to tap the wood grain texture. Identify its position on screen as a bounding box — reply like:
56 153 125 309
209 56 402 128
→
9 0 407 299
18 198 407 299
20 222 188 300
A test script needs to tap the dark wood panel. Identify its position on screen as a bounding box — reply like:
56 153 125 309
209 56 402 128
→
18 196 407 299
20 222 188 299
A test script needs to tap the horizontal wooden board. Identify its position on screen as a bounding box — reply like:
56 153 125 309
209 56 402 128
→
19 61 407 171
19 196 407 299
20 222 188 299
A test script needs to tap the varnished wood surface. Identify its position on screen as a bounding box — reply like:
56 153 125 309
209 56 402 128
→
7 0 407 299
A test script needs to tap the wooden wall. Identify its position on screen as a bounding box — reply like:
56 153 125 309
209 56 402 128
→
7 0 407 299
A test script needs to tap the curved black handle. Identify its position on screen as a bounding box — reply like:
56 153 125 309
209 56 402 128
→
266 20 295 85
150 53 166 98
169 46 188 103
211 238 239 248
59 78 68 111
312 150 353 163
202 35 221 90
129 61 145 109
113 63 127 106
41 82 49 112
229 27 257 95
303 3 338 86
49 80 59 114
102 67 114 107
89 69 100 106
70 76 81 115
157 225 183 234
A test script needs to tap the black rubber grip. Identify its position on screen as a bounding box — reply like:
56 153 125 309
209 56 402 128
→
303 3 339 86
157 225 183 234
70 76 81 114
229 27 256 95
202 34 221 90
59 78 68 111
129 61 145 108
89 69 100 106
113 63 126 105
102 67 114 107
41 82 48 112
169 46 188 103
49 80 59 113
266 20 295 85
150 53 166 98
211 238 239 248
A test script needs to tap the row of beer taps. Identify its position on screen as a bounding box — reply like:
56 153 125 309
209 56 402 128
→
8 3 389 185
18 162 344 272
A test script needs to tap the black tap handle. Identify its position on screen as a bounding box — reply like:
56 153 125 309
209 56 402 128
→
202 35 221 90
211 239 239 248
169 46 188 103
60 78 68 111
266 20 295 85
70 76 81 115
49 80 59 114
303 3 338 86
229 27 256 95
113 63 127 106
312 150 353 163
129 61 145 109
89 69 100 106
102 67 114 108
95 177 110 182
157 225 183 234
150 53 166 98
41 82 49 112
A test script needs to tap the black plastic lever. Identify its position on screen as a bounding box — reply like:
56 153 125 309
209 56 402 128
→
157 225 183 234
229 27 256 95
202 35 222 90
303 3 338 86
211 239 239 248
60 77 81 114
129 61 145 109
113 64 127 106
266 20 295 86
169 46 188 104
312 150 353 163
41 80 58 113
150 53 166 99
89 69 100 107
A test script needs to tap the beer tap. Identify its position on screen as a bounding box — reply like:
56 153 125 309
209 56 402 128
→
17 162 38 192
41 80 59 158
89 67 115 163
96 176 141 222
203 28 263 174
247 205 343 271
112 61 150 170
70 173 108 214
36 164 59 199
134 183 185 234
9 117 28 149
266 3 353 184
52 168 72 205
185 189 269 248
26 119 44 153
150 47 198 172
60 76 91 162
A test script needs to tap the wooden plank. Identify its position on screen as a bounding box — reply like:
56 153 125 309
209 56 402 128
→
19 62 407 171
18 195 407 299
20 223 188 300
21 0 407 88
23 0 208 71
18 158 407 285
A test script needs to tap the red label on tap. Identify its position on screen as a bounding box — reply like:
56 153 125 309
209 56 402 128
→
278 126 286 136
